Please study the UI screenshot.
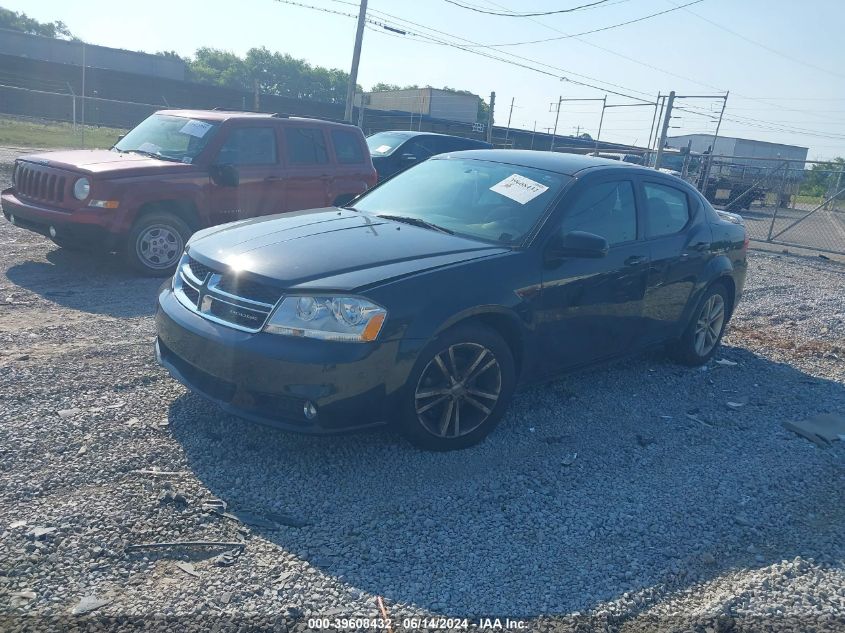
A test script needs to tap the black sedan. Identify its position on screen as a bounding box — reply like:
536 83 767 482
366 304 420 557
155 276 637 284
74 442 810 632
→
155 150 747 450
366 130 492 181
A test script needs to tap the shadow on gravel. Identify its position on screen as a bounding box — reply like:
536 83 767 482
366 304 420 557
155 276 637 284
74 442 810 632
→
168 344 845 616
6 246 161 317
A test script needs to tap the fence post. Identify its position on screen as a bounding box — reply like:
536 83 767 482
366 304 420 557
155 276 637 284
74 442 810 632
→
766 160 789 241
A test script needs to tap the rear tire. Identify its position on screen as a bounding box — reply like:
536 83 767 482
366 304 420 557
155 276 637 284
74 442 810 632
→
398 323 516 451
668 283 730 366
125 212 190 277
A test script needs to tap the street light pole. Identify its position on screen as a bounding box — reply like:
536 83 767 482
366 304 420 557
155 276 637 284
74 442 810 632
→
344 0 368 123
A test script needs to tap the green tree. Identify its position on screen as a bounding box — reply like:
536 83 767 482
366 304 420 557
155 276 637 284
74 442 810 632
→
0 7 74 39
802 157 844 197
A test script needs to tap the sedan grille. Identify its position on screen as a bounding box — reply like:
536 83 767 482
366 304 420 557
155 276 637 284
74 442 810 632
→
174 257 282 332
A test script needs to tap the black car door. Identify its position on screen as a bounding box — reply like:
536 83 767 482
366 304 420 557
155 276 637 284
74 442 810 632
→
639 178 712 342
538 175 651 374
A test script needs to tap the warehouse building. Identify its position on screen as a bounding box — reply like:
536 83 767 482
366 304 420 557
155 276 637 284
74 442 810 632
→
666 134 809 177
356 87 481 125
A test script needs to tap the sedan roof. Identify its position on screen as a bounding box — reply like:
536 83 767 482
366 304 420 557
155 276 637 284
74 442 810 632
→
438 149 643 176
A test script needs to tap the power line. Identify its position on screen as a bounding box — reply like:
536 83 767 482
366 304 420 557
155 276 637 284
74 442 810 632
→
464 0 705 47
670 0 845 81
442 0 612 17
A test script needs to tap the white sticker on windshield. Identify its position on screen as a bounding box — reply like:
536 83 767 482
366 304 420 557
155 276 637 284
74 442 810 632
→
490 173 549 205
375 144 391 153
137 142 161 154
180 119 213 138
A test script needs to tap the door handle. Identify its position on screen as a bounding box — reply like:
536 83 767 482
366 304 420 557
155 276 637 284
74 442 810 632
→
264 176 281 181
624 255 647 267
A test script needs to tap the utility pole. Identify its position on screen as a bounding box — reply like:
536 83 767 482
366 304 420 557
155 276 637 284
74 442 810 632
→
549 96 562 152
81 42 86 148
594 94 607 150
344 0 368 123
701 91 729 188
486 91 495 144
530 120 536 150
645 92 661 157
654 90 675 170
503 97 515 147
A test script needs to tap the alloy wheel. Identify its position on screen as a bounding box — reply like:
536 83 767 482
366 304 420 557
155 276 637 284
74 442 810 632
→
137 224 183 270
414 342 502 439
694 293 725 356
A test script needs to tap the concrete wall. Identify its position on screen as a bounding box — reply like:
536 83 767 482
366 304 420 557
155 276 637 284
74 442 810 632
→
0 29 186 80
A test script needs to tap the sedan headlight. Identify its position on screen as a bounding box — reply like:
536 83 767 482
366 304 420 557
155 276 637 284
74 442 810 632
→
264 296 387 342
73 177 90 200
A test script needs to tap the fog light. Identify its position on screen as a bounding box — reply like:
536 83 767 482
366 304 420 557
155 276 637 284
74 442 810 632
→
303 401 318 420
49 225 57 238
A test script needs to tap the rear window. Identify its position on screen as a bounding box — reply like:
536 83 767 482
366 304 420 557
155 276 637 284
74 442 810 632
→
331 129 365 164
285 128 329 165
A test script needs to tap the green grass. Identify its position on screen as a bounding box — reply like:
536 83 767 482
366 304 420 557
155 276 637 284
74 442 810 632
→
0 117 126 149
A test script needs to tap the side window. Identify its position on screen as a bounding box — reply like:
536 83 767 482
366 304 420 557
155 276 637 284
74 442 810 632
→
331 129 365 164
404 137 436 159
285 128 329 165
561 180 637 246
644 182 691 237
217 127 277 165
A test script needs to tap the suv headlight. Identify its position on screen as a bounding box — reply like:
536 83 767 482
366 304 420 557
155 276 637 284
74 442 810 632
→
264 296 386 342
73 177 90 200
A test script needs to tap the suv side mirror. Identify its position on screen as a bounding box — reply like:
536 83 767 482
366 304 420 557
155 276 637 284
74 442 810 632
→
549 230 609 259
210 164 239 187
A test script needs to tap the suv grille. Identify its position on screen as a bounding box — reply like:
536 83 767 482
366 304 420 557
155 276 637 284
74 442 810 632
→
175 256 282 332
15 163 68 205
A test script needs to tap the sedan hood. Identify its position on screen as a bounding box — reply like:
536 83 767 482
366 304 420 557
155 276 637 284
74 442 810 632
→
20 149 190 176
188 208 508 291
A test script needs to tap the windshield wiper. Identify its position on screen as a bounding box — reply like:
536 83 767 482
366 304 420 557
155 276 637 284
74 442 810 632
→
127 149 181 162
376 214 454 235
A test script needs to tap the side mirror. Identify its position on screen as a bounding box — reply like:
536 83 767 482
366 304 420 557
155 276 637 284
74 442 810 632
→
116 134 126 143
210 164 239 187
550 230 609 259
400 153 418 163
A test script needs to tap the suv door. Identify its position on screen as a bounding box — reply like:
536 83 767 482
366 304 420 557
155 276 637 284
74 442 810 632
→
538 176 650 373
328 128 370 205
639 178 712 342
283 126 332 210
209 125 282 224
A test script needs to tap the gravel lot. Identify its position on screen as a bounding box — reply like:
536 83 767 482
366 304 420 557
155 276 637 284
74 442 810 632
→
1 171 844 631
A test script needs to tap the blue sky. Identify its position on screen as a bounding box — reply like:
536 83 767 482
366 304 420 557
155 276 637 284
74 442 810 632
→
8 0 845 159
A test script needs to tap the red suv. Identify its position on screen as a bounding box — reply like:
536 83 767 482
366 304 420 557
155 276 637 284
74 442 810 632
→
1 110 377 275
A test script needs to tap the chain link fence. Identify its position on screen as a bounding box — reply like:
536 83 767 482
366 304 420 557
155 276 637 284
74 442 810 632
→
680 155 845 255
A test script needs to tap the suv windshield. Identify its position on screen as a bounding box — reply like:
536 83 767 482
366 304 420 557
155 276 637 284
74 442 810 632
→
366 132 408 156
353 157 570 245
114 114 220 162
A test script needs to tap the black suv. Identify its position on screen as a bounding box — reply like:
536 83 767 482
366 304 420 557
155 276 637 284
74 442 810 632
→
366 131 492 181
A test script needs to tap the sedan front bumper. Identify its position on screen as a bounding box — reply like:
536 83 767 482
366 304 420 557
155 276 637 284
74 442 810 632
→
155 286 409 434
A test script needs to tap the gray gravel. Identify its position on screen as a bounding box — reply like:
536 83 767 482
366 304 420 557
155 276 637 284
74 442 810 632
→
0 173 844 631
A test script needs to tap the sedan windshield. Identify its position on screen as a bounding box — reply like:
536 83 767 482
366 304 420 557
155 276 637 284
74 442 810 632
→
114 114 220 163
353 158 571 245
366 132 408 156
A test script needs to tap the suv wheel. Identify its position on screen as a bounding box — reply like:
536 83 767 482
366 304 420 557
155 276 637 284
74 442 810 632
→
399 324 516 451
668 283 729 366
126 213 190 276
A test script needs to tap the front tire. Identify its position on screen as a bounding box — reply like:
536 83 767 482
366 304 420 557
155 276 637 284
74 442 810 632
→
399 324 516 451
125 212 190 276
668 283 730 366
